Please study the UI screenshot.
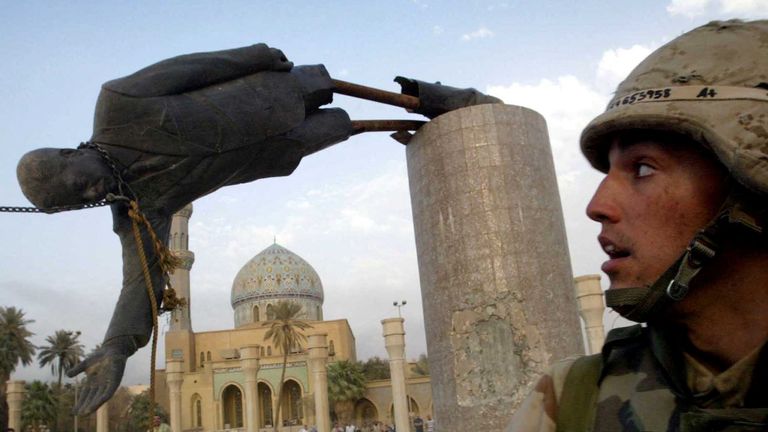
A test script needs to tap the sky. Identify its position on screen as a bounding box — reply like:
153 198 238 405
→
1 0 767 386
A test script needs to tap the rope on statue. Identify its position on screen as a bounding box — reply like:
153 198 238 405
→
127 199 182 423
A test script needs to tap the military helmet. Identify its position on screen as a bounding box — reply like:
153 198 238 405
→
580 19 768 322
581 19 768 197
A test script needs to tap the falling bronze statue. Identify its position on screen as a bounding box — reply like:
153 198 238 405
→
15 43 501 415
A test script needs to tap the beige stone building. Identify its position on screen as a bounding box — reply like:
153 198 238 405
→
155 205 433 432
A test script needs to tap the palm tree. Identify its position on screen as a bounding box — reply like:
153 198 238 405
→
263 301 312 429
327 360 367 424
21 381 56 432
37 330 84 389
0 306 36 431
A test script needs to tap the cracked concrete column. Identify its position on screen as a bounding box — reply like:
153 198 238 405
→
166 359 184 432
96 401 109 432
6 380 25 432
240 345 261 432
382 318 409 432
406 104 584 430
307 334 330 432
575 275 606 355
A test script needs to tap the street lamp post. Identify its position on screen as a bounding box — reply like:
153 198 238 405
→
393 300 407 318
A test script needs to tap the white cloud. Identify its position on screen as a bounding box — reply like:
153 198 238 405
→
432 25 444 35
719 0 768 15
667 0 768 17
667 0 711 17
488 75 606 159
461 26 494 41
596 45 654 92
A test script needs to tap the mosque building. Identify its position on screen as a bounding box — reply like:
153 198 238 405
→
154 204 433 431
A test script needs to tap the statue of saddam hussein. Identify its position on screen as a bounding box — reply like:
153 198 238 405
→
16 43 500 414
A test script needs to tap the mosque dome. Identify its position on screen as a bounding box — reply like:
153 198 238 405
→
231 243 324 327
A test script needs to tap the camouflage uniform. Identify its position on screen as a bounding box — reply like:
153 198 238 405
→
507 325 768 431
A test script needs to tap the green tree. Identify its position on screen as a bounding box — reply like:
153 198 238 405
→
359 356 390 380
263 301 312 429
37 330 84 389
38 330 84 432
411 353 429 376
124 391 168 432
327 360 367 424
21 381 56 432
0 306 36 431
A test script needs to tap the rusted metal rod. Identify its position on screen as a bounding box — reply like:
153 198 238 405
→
333 79 420 110
351 120 426 135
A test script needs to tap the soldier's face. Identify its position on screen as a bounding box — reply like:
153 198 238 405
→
586 136 728 290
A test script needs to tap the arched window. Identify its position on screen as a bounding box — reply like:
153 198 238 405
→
267 304 275 320
267 346 272 356
316 306 322 320
260 346 265 357
258 383 274 428
207 351 212 361
181 232 187 249
191 394 203 428
196 398 202 427
200 352 205 365
354 399 378 425
253 305 260 322
281 380 303 425
222 385 244 428
329 340 335 356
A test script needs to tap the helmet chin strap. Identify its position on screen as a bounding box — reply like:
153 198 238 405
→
604 198 764 323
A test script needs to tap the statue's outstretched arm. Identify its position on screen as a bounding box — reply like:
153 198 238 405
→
68 203 171 415
103 43 293 97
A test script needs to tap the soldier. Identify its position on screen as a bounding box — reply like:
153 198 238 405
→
508 20 768 431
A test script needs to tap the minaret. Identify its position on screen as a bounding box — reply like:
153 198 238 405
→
165 203 197 372
169 203 195 331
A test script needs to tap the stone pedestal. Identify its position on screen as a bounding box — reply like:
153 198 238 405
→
406 104 584 430
382 318 409 432
6 380 25 432
96 401 109 432
575 275 606 354
240 345 261 432
166 359 184 432
307 334 330 432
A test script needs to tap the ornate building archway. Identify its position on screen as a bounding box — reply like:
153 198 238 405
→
221 384 244 429
281 379 304 426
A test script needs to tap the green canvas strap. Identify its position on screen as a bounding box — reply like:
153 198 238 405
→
556 354 602 432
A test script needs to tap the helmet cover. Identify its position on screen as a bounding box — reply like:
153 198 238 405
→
581 19 768 196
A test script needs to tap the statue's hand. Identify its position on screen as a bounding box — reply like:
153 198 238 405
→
268 46 293 72
67 336 136 415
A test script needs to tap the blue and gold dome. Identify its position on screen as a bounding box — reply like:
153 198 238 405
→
231 243 324 327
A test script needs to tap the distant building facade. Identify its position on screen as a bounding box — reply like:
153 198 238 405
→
155 205 432 431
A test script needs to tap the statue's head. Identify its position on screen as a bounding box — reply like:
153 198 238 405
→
17 148 115 209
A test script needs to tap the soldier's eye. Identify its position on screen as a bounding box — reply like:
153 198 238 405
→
636 163 655 178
